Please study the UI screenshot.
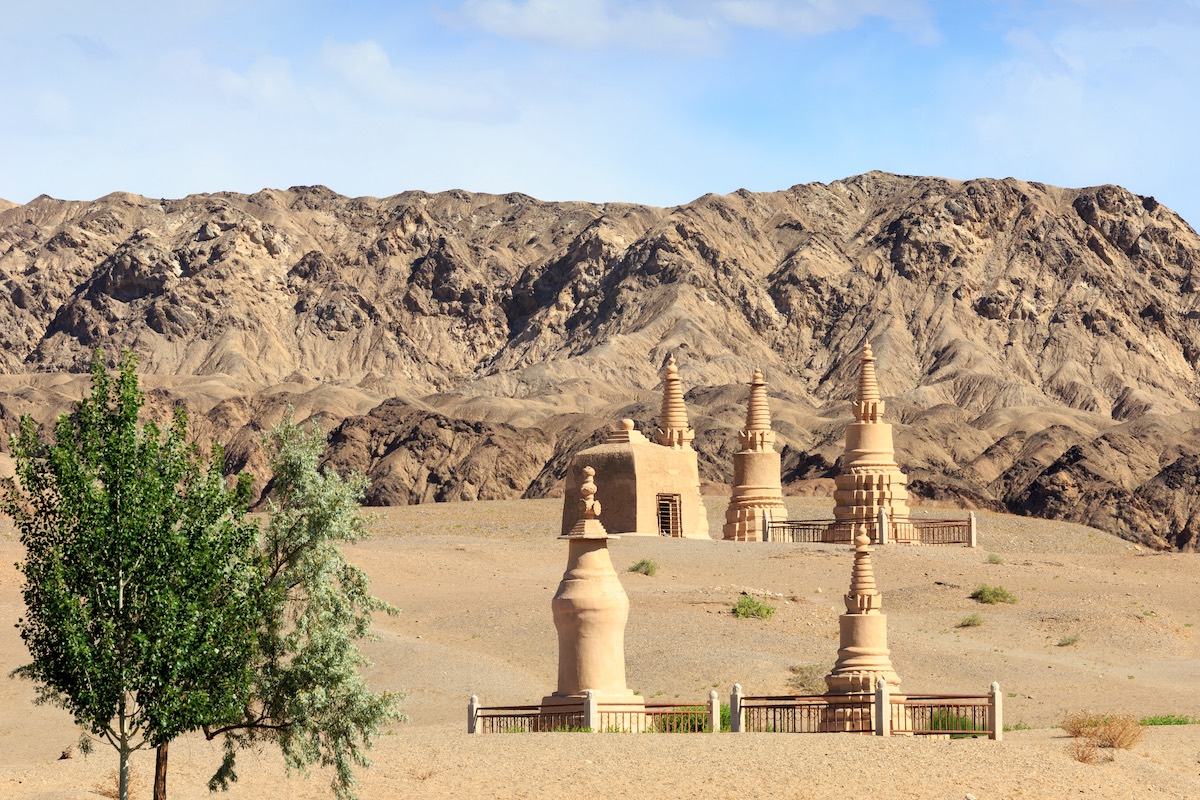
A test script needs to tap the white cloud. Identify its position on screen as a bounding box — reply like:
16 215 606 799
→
712 0 936 40
457 0 935 51
317 40 509 120
460 0 719 51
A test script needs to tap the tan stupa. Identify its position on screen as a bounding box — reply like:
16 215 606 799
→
722 368 788 541
824 532 901 695
542 467 645 717
831 341 912 542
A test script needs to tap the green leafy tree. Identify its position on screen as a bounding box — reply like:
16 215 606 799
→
1 352 260 800
204 418 403 800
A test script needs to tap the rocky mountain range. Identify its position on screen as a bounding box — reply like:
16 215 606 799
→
1 171 1198 550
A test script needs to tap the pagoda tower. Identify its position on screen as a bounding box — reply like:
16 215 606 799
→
542 466 644 720
831 341 911 542
722 368 788 541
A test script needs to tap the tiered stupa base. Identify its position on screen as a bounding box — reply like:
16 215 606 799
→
723 494 788 541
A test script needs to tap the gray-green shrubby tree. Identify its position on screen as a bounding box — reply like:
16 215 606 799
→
204 418 403 800
1 351 260 800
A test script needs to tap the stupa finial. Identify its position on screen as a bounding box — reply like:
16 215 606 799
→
565 465 608 539
845 532 882 613
656 354 695 449
745 369 771 431
854 341 884 422
579 466 601 519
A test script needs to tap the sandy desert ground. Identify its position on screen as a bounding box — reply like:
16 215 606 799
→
2 497 1199 799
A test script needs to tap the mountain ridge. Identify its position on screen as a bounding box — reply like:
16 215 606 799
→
1 172 1198 549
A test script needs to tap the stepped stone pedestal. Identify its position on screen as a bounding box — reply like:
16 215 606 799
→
723 368 787 541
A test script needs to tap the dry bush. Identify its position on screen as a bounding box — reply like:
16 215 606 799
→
94 769 140 800
1093 716 1144 749
1061 711 1144 750
787 663 828 693
1067 738 1111 764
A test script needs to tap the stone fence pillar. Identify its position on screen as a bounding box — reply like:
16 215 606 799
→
584 690 599 732
762 509 772 541
730 684 743 733
468 695 479 734
877 508 889 545
708 690 721 733
874 678 891 736
989 681 1003 741
969 512 978 548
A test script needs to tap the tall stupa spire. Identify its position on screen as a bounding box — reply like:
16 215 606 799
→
743 368 774 443
855 341 882 416
656 355 695 449
722 368 788 541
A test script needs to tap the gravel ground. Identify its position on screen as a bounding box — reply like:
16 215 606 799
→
2 498 1199 799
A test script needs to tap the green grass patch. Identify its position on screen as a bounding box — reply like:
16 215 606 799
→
627 558 657 577
986 553 1004 565
956 613 984 628
970 584 1017 605
648 707 708 733
1004 721 1032 732
1057 633 1080 647
732 595 775 619
928 709 987 738
1140 714 1200 726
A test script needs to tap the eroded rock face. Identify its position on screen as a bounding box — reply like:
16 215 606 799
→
1 173 1199 548
321 400 555 505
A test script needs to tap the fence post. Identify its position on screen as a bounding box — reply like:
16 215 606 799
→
584 690 599 732
968 512 978 548
874 678 891 736
989 681 1003 741
708 690 721 733
877 508 889 545
762 509 772 542
730 684 743 733
468 695 479 734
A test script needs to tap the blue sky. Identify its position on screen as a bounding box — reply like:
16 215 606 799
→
2 0 1198 227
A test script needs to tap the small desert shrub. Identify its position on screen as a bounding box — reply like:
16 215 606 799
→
1140 714 1199 726
1057 634 1080 647
1062 711 1144 749
787 663 828 693
1067 738 1109 764
986 552 1004 565
957 613 984 628
732 595 775 619
1004 720 1031 732
969 584 1017 604
628 558 658 577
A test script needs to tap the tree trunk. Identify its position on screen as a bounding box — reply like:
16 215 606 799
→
119 744 131 800
154 741 169 800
